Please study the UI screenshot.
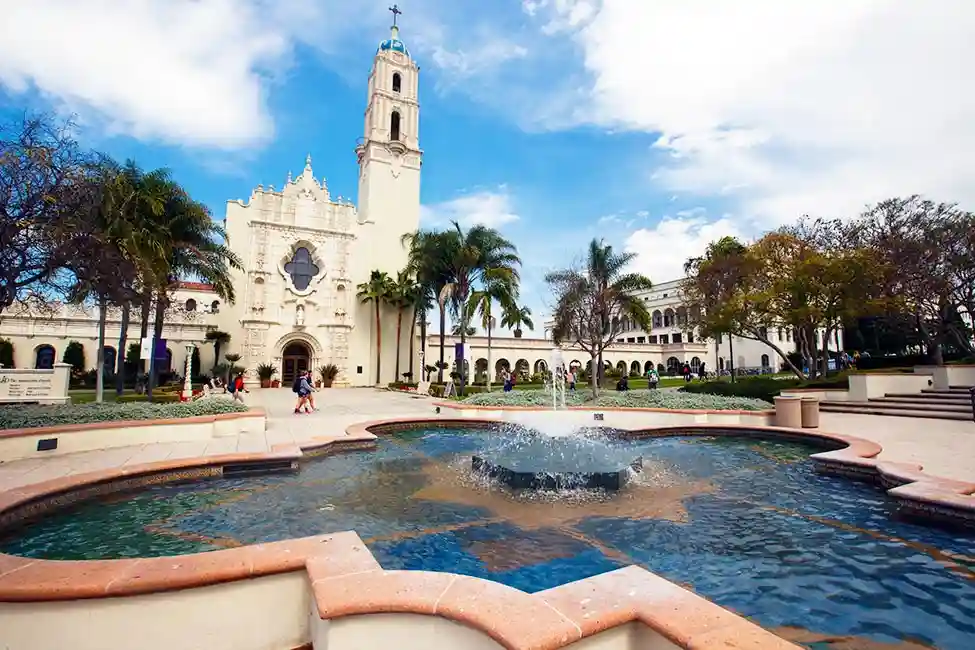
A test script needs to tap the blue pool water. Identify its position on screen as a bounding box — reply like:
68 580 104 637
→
1 428 973 649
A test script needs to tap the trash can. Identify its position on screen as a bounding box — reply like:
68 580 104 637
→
773 396 802 428
800 396 820 429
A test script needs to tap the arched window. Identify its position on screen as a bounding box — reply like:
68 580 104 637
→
390 111 401 141
392 72 402 93
103 346 117 376
690 357 701 372
652 310 663 328
34 344 55 369
761 354 770 369
664 309 675 327
185 298 197 312
211 300 220 313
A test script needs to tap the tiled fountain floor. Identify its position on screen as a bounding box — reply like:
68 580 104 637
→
0 387 973 492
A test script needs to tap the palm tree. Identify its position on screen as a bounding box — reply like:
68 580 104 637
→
205 330 231 373
501 303 534 338
450 323 478 337
465 273 514 390
438 222 521 394
390 270 418 382
547 239 653 398
144 181 243 399
409 281 433 381
402 230 455 383
357 270 395 384
107 161 172 396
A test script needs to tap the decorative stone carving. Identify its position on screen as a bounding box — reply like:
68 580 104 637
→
296 304 305 327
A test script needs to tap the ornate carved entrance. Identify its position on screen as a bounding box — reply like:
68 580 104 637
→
282 342 311 385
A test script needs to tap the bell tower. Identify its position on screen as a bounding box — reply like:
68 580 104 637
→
354 4 422 276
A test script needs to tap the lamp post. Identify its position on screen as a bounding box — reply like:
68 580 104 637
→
183 344 195 401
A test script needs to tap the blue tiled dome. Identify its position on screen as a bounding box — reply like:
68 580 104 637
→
378 26 410 57
378 37 409 56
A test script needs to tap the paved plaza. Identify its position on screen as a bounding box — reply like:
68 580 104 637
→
0 388 973 494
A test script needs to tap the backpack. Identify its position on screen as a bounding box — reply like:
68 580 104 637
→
292 376 302 393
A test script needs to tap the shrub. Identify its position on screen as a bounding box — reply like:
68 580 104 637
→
680 377 799 402
116 393 181 404
457 389 770 410
0 400 249 430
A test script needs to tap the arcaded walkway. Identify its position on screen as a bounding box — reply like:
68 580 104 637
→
0 388 972 492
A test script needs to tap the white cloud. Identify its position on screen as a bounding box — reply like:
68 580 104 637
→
0 0 295 148
624 215 746 283
526 1 975 222
421 187 521 229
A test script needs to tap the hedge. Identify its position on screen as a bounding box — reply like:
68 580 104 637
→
679 374 851 403
0 400 250 430
458 389 771 411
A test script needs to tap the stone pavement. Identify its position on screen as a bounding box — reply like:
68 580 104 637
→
0 388 972 492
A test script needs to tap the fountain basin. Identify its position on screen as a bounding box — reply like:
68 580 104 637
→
471 434 643 490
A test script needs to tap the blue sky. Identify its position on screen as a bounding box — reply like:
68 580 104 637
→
2 1 973 337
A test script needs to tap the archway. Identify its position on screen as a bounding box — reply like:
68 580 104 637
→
283 341 312 384
630 360 641 376
495 358 510 381
533 359 548 375
475 358 488 383
34 344 55 369
615 360 627 375
666 356 680 375
761 354 770 370
644 360 653 374
515 359 530 379
690 356 701 373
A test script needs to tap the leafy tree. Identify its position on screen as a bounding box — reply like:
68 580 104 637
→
546 239 652 398
0 113 93 314
62 340 86 373
357 270 395 384
854 197 974 364
501 303 534 338
450 323 477 337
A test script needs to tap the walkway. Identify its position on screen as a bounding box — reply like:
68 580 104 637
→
0 388 972 492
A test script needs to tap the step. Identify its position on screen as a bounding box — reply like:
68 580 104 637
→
820 403 973 422
889 391 972 402
923 387 972 394
866 398 973 413
881 394 972 405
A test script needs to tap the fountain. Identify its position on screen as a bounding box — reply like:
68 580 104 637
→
472 425 643 491
549 347 567 410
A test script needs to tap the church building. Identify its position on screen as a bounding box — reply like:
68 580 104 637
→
0 19 423 387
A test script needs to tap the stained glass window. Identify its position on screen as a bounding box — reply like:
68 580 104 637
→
284 247 320 291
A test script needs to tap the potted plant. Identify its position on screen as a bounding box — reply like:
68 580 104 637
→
256 363 277 388
318 363 340 388
271 378 281 388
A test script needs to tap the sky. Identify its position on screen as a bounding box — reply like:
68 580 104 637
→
2 0 974 338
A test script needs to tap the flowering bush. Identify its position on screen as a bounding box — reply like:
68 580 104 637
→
458 389 771 411
0 400 250 430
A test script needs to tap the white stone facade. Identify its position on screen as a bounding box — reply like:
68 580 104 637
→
0 26 422 387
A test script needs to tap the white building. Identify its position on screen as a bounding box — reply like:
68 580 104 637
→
0 22 422 387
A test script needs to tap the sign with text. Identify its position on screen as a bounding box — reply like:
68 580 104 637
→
0 366 70 404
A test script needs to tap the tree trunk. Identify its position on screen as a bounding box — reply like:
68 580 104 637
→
438 305 446 383
115 301 130 396
138 289 151 373
374 301 382 384
486 319 493 392
590 352 599 400
95 296 108 404
394 307 403 381
459 317 468 397
729 335 736 383
408 307 417 380
214 342 223 370
419 309 428 379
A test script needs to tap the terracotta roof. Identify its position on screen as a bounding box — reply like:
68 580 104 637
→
177 281 215 292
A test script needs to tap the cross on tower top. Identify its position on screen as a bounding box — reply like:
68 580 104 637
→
389 4 402 27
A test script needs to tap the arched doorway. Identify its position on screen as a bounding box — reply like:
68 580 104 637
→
282 342 311 384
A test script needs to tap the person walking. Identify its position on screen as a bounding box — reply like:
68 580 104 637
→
230 373 248 403
294 371 314 414
647 366 659 389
